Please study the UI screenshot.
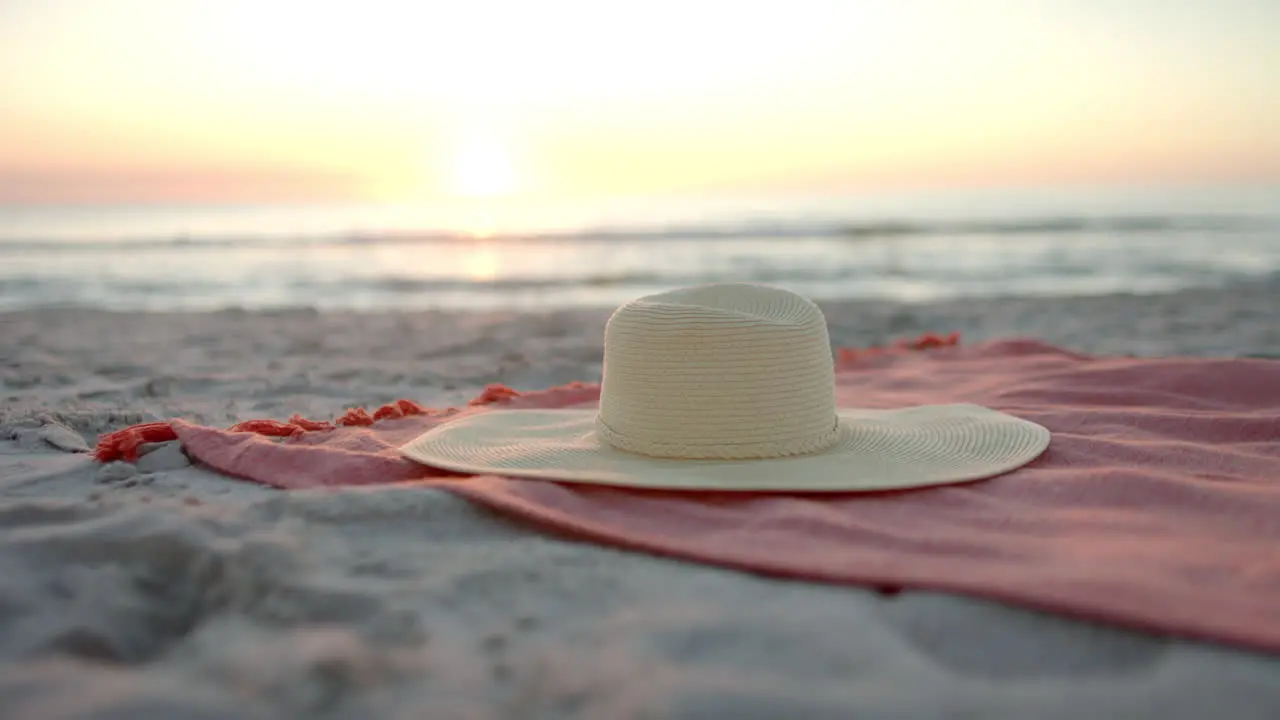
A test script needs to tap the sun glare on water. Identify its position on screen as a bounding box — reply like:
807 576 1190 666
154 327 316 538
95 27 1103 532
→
446 132 513 279
462 243 501 282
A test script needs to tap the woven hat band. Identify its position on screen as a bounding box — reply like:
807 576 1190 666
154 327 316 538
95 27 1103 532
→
594 414 844 460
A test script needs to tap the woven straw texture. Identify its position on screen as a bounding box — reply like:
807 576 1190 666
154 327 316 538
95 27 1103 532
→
401 283 1050 491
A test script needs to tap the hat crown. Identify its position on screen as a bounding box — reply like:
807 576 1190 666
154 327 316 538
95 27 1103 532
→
595 283 841 459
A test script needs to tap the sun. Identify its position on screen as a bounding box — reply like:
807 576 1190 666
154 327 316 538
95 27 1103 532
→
452 134 517 198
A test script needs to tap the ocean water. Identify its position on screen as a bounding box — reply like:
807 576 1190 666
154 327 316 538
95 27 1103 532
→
1 185 1278 312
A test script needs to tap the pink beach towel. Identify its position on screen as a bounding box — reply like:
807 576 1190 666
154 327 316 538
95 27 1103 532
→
94 337 1280 654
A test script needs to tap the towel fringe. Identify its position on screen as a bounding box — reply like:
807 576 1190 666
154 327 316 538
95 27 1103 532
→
836 331 960 367
91 333 959 463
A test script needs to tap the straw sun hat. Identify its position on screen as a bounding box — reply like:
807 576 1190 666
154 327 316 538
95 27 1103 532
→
401 283 1050 492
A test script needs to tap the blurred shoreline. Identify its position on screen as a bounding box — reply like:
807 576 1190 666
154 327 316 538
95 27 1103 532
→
4 186 1277 313
5 271 1276 360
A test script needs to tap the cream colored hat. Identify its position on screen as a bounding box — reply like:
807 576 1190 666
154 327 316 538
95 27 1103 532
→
401 283 1050 492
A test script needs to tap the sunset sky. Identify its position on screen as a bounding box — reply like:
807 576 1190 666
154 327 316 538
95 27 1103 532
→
1 0 1277 205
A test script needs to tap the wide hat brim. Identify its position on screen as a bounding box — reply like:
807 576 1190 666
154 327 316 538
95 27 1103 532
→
400 403 1051 492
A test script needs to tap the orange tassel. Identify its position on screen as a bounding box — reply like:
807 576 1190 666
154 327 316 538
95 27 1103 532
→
228 419 305 438
288 414 333 431
336 407 375 426
470 384 522 406
92 422 179 462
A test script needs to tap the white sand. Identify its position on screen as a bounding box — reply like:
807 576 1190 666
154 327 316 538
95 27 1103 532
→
2 278 1279 719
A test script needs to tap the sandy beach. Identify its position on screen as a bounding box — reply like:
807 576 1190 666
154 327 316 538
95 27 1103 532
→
2 276 1279 719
